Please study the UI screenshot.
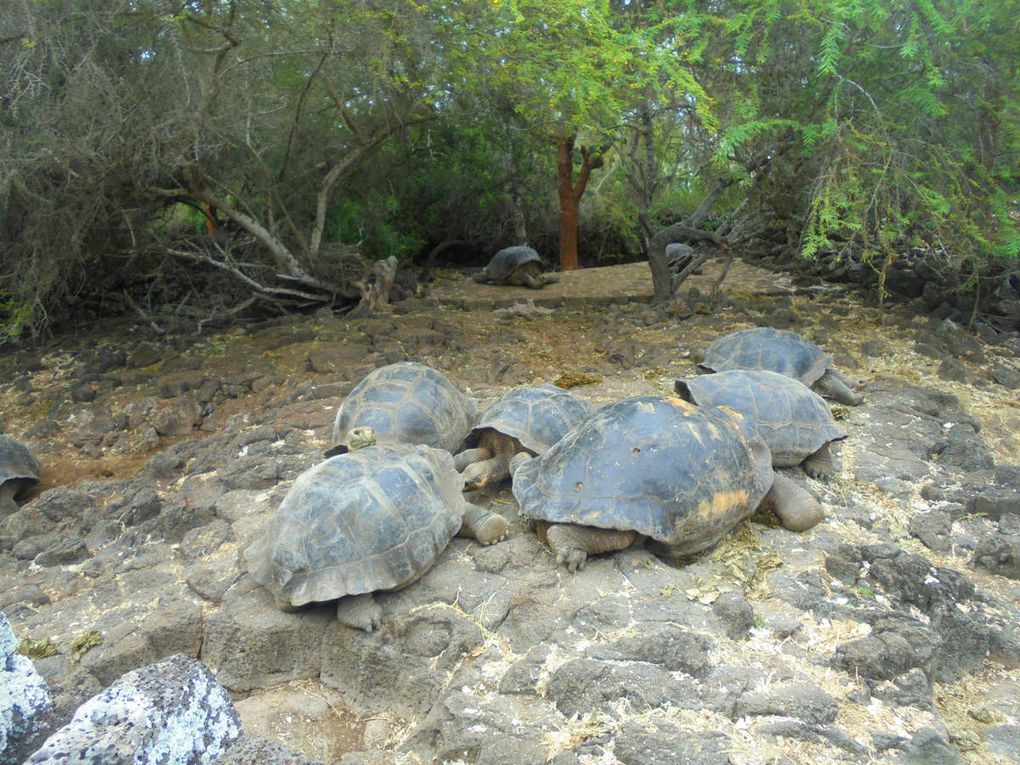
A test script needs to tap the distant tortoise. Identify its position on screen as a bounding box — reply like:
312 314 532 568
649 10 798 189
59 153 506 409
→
696 327 863 405
246 427 508 632
665 243 702 276
472 246 559 289
675 369 846 478
327 362 475 457
510 396 822 572
0 436 41 514
454 384 593 490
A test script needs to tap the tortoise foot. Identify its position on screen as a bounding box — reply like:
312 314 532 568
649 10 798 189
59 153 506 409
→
802 443 835 480
460 504 509 545
544 523 637 572
337 593 384 632
274 596 300 614
766 473 824 532
555 546 588 573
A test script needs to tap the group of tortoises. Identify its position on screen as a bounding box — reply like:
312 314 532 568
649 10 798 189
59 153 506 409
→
247 326 863 631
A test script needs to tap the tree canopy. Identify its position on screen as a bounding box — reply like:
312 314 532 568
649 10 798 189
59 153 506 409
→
1 0 1017 340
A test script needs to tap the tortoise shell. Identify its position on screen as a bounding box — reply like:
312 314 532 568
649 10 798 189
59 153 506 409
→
676 370 845 467
465 384 593 456
512 396 773 557
484 246 544 283
700 327 834 387
330 362 475 454
0 436 41 500
245 444 465 607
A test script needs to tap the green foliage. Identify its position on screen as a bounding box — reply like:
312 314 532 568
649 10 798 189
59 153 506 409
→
1 0 1016 338
709 0 1020 277
329 195 424 263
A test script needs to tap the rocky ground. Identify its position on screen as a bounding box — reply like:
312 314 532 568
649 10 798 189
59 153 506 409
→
2 259 1019 764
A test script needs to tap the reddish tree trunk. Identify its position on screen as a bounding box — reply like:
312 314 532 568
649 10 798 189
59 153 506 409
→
556 134 603 272
203 203 218 235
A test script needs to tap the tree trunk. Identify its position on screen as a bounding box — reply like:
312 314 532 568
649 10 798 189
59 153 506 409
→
635 106 657 255
649 224 729 303
557 136 580 271
556 134 603 271
508 131 529 243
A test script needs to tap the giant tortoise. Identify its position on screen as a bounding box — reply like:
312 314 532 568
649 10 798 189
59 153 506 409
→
675 369 846 478
696 327 863 405
510 396 821 572
246 428 508 632
0 436 40 514
454 384 593 490
472 246 558 289
327 362 475 457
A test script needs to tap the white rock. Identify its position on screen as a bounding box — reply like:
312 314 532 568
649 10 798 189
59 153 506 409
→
1 611 52 761
26 654 240 764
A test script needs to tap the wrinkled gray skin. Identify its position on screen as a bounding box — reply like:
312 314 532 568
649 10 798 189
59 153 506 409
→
454 384 593 490
247 428 508 632
697 327 864 406
328 362 476 457
472 246 559 289
675 369 846 479
510 396 821 573
0 435 41 515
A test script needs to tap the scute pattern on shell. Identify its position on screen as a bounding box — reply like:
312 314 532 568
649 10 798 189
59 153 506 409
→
331 362 475 453
701 327 834 386
0 435 41 498
484 246 543 282
680 370 845 467
512 396 773 556
466 384 594 455
245 444 464 607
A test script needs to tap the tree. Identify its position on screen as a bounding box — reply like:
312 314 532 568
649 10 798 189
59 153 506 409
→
482 0 706 270
703 0 1020 291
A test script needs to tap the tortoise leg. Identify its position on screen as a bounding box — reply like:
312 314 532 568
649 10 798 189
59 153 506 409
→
459 503 509 545
544 523 639 573
813 369 863 406
519 270 545 289
462 453 513 490
802 443 835 480
454 447 491 472
541 273 560 285
0 483 18 515
462 437 516 490
273 596 300 614
761 473 824 532
337 593 384 632
472 270 491 283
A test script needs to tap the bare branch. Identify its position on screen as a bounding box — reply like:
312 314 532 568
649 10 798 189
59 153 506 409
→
122 291 166 334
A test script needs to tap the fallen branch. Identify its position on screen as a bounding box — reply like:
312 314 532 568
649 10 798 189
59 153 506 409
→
122 292 166 334
166 246 327 304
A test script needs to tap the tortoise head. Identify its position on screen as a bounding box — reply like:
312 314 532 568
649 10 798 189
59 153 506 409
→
348 427 377 451
673 380 696 403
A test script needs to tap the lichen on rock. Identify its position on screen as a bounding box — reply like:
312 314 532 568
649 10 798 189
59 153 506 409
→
24 653 240 764
1 611 52 762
